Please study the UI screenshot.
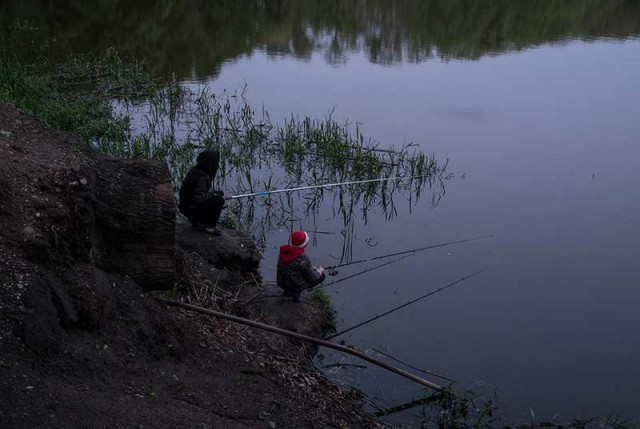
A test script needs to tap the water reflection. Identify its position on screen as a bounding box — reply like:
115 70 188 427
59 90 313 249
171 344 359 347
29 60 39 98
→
2 0 639 77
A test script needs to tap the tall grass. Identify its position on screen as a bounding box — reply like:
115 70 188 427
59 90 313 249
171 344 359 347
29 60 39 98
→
0 53 447 252
0 59 129 145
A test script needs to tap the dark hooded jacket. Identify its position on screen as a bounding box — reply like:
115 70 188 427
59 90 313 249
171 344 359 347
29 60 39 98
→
178 150 220 215
276 245 325 294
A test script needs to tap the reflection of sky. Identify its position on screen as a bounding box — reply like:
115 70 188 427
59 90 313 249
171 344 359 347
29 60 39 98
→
210 40 640 420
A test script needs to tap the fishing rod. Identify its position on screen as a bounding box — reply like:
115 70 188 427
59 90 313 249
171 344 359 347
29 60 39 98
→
226 174 429 200
318 251 420 289
326 267 488 340
325 235 492 271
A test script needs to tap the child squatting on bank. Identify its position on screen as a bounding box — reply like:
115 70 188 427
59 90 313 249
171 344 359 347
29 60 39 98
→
276 231 326 302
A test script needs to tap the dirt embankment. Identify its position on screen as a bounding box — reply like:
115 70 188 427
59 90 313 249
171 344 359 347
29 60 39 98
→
0 104 381 429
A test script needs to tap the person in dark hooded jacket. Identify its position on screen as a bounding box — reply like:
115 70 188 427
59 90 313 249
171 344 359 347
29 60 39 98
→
178 150 225 234
276 230 325 302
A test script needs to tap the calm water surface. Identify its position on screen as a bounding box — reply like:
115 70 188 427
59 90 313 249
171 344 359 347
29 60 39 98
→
217 41 640 422
3 0 640 424
209 22 640 425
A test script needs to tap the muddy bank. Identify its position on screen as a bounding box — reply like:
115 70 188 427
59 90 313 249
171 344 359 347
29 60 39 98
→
0 104 382 429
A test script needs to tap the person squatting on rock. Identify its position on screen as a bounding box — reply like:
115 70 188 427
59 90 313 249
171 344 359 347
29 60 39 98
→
277 230 325 302
178 150 225 235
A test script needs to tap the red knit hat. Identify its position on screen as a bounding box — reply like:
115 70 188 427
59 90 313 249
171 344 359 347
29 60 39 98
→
290 230 309 248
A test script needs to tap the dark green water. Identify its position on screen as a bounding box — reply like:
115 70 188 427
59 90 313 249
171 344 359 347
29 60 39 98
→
3 1 640 425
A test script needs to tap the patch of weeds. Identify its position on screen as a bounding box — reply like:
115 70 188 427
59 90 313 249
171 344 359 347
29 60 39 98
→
412 388 639 429
1 52 448 251
310 289 336 335
600 414 638 429
0 58 130 146
54 49 158 101
565 415 639 429
219 206 242 231
419 387 498 429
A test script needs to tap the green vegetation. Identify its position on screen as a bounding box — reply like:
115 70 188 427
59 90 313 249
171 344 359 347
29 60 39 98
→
0 52 162 147
0 52 443 251
310 289 336 335
0 57 128 145
419 388 498 428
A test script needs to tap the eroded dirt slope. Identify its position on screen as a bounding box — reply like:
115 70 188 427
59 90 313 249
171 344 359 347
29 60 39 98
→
0 104 381 429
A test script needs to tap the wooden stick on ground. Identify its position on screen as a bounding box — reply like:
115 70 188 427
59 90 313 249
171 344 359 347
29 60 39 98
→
157 298 443 391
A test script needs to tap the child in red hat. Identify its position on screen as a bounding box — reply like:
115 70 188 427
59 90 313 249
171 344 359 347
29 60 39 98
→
276 230 325 302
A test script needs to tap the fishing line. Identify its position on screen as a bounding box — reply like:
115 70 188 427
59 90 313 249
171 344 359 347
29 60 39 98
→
326 235 492 271
317 251 421 289
327 267 488 339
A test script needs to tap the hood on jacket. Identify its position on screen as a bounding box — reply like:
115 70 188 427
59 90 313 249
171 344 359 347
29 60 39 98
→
196 150 220 179
278 244 305 265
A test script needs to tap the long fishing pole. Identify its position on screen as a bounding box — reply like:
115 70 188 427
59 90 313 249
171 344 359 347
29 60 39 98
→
226 174 428 200
326 235 492 270
326 267 488 340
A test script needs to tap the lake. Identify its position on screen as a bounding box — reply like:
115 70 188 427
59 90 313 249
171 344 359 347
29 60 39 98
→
2 0 640 424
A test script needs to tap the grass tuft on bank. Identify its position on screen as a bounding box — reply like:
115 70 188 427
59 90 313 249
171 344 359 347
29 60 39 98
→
1 58 124 145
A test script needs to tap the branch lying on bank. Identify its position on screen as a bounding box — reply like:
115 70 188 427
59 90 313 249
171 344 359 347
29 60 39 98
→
157 298 443 391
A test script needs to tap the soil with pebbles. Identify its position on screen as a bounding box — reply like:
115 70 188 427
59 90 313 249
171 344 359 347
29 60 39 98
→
0 104 382 429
